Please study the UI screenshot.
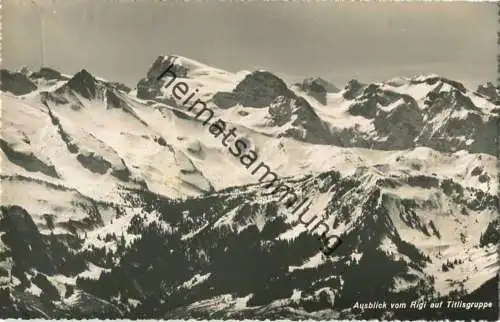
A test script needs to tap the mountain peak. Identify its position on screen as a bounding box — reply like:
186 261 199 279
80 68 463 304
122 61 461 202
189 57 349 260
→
30 67 69 82
343 79 366 100
476 82 499 104
231 70 293 108
0 69 37 95
295 77 340 105
74 69 95 81
64 69 98 99
145 55 189 80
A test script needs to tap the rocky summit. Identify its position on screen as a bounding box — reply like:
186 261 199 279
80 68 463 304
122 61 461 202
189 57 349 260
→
0 55 498 320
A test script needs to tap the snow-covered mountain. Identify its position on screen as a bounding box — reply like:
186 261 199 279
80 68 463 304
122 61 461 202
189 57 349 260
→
0 55 498 319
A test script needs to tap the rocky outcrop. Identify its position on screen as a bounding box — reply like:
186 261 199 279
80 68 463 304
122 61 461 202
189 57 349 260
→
147 56 189 80
137 56 189 100
0 139 59 178
229 71 294 108
343 79 366 100
30 67 69 82
58 69 99 100
76 152 112 175
373 99 423 149
137 78 159 101
476 82 499 104
288 96 334 144
75 152 131 182
212 92 239 109
105 88 127 109
268 96 292 126
410 75 467 93
480 219 500 247
417 88 498 155
0 205 86 276
213 71 335 144
109 82 131 93
264 95 335 144
348 85 413 118
296 77 339 105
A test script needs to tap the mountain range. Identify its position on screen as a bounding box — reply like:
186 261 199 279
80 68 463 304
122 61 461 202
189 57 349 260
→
0 55 498 319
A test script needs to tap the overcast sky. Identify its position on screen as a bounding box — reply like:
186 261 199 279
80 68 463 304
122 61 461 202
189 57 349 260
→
2 0 497 89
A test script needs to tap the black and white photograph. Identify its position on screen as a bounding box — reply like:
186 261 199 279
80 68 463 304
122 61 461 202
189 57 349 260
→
0 0 499 320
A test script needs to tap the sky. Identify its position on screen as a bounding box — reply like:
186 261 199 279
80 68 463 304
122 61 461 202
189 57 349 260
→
2 0 497 89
